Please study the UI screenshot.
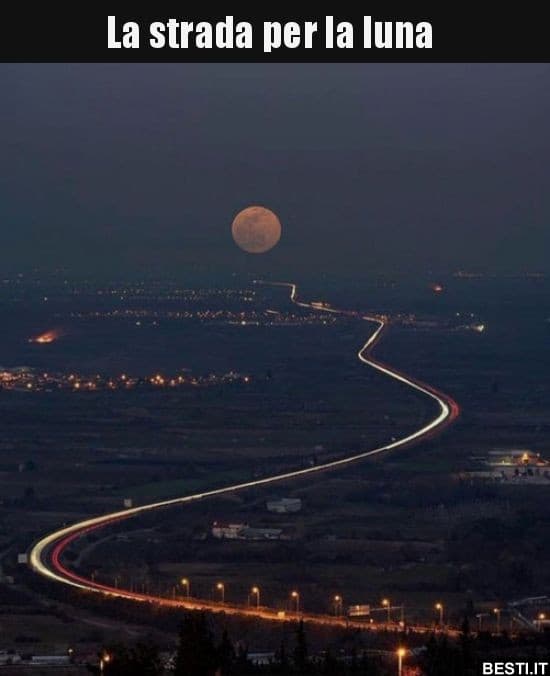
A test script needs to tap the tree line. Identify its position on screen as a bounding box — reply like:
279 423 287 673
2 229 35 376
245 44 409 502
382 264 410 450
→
87 612 550 676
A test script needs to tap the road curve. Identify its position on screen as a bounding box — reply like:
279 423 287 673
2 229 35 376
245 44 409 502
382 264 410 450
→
28 282 460 624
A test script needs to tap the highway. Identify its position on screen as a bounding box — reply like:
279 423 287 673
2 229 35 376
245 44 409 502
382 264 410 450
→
28 282 460 629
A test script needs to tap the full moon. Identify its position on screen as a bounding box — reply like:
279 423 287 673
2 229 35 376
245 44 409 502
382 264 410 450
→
231 206 282 254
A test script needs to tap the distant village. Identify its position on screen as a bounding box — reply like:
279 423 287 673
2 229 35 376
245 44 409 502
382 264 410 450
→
0 366 251 393
212 498 302 542
465 449 550 484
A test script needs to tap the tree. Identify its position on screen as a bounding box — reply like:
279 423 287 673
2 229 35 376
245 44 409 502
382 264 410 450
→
321 647 338 675
96 641 162 675
130 641 163 675
217 628 235 674
358 653 381 676
174 613 219 676
234 642 252 675
460 616 474 674
293 620 309 673
420 633 463 676
275 641 290 672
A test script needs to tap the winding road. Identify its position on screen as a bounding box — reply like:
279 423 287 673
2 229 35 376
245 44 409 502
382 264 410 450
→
28 282 460 627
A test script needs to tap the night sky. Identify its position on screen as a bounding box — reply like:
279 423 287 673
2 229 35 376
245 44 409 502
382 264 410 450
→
1 63 549 277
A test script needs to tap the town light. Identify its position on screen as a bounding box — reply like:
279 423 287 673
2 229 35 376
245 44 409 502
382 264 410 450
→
396 647 406 676
216 582 225 603
493 608 502 634
100 654 112 674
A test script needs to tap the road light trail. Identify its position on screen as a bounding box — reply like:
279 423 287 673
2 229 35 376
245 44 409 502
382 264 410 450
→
28 282 460 625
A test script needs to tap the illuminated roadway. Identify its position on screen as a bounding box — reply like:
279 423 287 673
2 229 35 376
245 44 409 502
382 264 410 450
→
28 282 460 630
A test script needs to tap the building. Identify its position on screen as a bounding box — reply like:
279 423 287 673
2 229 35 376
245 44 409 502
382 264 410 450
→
348 604 371 618
211 522 247 539
30 656 71 666
248 652 276 665
266 497 302 514
240 526 283 540
466 449 550 484
0 652 21 666
487 449 540 464
211 522 284 541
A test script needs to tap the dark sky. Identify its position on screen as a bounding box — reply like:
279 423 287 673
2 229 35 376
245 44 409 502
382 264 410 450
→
1 63 549 277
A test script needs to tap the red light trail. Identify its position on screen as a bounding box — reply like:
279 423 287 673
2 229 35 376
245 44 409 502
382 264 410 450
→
29 282 460 628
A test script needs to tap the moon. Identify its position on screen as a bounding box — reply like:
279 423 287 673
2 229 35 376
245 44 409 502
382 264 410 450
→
231 206 282 254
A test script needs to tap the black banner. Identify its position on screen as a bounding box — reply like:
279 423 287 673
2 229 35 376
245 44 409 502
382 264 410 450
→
0 8 548 62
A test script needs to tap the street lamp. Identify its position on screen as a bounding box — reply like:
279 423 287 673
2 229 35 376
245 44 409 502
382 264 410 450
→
217 582 225 603
435 602 444 625
251 586 260 608
396 647 406 676
181 577 190 598
291 590 300 613
99 654 111 674
333 595 343 617
493 608 501 634
382 598 391 623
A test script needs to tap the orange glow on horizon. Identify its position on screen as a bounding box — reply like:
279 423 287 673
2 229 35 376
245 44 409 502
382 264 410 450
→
29 330 61 344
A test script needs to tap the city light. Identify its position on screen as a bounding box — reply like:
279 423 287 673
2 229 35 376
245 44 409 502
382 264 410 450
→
396 647 407 676
435 602 444 625
100 654 111 674
291 590 300 613
181 577 190 598
251 586 260 608
494 608 502 634
382 598 391 622
0 367 250 393
29 330 60 344
216 582 225 603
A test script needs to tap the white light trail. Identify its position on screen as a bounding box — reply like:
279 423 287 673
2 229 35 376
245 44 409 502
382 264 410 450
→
29 282 459 610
